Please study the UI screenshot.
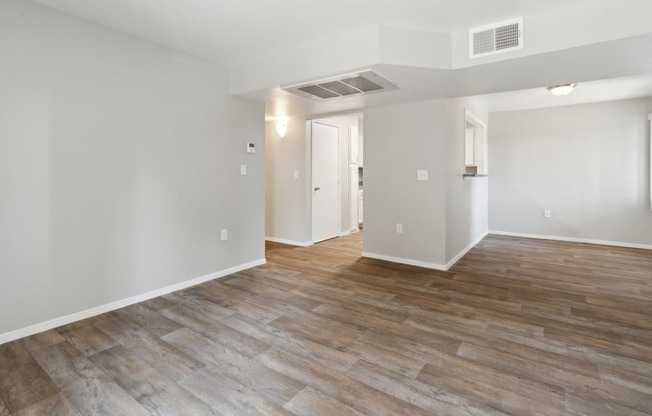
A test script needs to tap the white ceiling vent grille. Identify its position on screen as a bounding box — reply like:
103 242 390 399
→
282 70 399 101
470 17 523 59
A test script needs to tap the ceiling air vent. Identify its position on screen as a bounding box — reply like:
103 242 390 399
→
282 70 399 101
469 17 523 59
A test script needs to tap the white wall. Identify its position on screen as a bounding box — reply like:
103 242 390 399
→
363 100 448 267
489 98 652 247
445 98 489 264
0 0 265 339
265 119 310 245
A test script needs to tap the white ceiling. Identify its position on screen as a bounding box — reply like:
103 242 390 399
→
30 0 574 67
29 0 652 117
471 74 652 113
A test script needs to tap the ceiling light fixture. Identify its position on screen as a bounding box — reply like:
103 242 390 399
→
547 83 577 96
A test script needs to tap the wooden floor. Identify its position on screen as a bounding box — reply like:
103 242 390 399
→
1 233 652 415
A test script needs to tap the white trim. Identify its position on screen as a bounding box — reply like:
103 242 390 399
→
265 237 313 247
489 230 652 250
362 252 447 271
340 230 351 237
446 231 489 269
0 258 266 345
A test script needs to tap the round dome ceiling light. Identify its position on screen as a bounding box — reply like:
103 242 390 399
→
547 83 577 96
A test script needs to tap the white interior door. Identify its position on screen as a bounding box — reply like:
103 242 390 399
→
312 122 340 243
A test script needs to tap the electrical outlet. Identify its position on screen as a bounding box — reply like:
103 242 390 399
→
396 223 403 234
220 229 228 241
544 210 551 219
417 170 428 181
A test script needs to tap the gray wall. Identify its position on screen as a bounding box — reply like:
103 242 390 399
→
489 98 652 246
446 98 489 263
0 0 265 337
364 100 448 266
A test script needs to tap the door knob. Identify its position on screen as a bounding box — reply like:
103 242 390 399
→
314 187 321 191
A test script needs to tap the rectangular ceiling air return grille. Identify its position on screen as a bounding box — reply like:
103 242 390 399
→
340 76 383 92
318 81 360 96
495 22 520 50
472 29 495 56
470 17 523 58
298 85 340 99
282 70 398 101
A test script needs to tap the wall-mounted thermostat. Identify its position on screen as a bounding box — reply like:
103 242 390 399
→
247 142 256 154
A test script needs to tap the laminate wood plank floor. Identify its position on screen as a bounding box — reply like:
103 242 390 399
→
1 233 652 415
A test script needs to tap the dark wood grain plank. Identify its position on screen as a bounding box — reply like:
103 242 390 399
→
257 347 434 416
115 303 182 338
162 328 304 406
94 314 205 381
219 313 359 373
160 304 270 358
56 321 117 357
11 393 80 416
283 386 366 416
19 330 65 354
89 345 219 415
346 359 507 416
0 397 9 416
0 342 59 413
30 341 149 416
180 366 294 416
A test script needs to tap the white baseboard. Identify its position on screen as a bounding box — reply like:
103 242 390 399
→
362 232 488 272
0 258 266 345
446 231 489 270
362 252 447 271
265 236 313 247
489 230 652 250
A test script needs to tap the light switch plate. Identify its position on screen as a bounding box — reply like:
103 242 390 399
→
294 170 299 179
220 229 228 241
417 170 428 181
240 164 247 175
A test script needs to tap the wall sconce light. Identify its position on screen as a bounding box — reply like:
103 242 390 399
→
275 120 288 138
547 83 577 96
